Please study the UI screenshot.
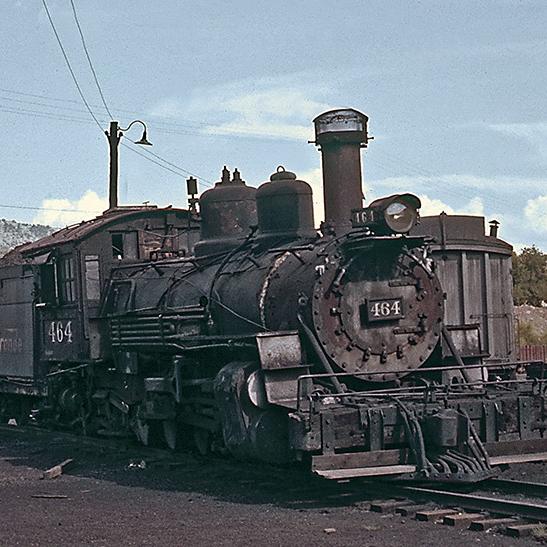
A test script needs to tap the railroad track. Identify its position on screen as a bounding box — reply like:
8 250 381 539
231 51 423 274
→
2 424 547 539
487 478 547 500
352 478 547 539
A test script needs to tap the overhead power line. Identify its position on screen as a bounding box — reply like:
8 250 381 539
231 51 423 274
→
41 0 102 130
0 103 214 187
121 142 211 185
0 104 102 125
0 203 101 214
69 0 113 119
40 1 211 188
0 87 209 130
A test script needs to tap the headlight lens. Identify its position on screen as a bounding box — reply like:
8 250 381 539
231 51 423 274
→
384 201 417 233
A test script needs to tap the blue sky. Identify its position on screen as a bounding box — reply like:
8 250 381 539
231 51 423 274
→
2 0 547 250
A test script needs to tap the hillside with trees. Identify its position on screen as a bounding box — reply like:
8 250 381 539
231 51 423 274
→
513 246 547 345
0 218 54 257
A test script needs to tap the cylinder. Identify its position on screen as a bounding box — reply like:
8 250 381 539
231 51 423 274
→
313 109 369 232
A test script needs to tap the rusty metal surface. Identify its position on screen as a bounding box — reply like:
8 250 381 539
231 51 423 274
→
256 167 316 240
0 106 544 485
256 331 302 370
2 207 196 264
314 108 369 232
412 214 512 254
312 243 443 381
195 167 257 256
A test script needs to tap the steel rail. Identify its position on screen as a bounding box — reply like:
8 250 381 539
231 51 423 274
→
485 478 547 500
381 483 547 521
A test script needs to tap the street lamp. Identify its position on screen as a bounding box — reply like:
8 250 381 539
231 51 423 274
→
105 120 152 209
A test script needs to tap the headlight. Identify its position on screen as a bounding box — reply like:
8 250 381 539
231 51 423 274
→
384 200 418 233
351 193 421 235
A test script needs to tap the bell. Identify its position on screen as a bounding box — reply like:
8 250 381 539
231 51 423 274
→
134 129 152 146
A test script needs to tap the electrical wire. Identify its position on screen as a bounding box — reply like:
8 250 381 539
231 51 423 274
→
140 148 214 185
0 88 211 128
0 104 101 125
0 203 101 214
120 143 212 187
41 0 102 130
69 0 114 119
40 2 212 188
0 95 102 115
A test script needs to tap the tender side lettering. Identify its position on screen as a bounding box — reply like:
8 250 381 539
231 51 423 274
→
0 337 23 353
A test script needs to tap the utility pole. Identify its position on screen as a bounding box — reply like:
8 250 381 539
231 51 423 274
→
105 120 152 210
106 121 121 209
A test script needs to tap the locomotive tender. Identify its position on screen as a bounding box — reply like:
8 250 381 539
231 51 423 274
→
1 108 545 483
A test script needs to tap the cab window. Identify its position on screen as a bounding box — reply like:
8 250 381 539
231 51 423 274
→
111 232 138 260
58 255 76 304
85 255 100 301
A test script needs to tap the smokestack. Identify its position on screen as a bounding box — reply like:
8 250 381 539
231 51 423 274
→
313 109 370 232
489 219 500 238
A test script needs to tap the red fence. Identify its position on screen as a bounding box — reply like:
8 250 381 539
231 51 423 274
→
519 344 547 362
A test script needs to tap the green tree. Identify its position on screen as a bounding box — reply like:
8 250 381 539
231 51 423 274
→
512 246 547 306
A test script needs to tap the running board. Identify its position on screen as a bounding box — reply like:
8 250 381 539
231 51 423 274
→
315 464 417 480
312 442 547 481
312 448 414 480
490 451 547 465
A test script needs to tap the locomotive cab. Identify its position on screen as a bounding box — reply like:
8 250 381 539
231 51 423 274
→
0 206 199 424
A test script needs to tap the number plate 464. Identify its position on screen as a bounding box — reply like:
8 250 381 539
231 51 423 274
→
47 320 73 344
366 298 403 322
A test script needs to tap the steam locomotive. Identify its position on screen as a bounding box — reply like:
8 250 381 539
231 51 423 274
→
0 108 545 483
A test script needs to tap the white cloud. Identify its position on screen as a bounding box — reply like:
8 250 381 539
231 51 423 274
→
369 173 547 197
524 194 547 232
33 191 107 227
148 73 335 142
203 119 312 141
512 242 531 254
297 167 324 224
196 88 329 141
297 167 371 226
148 98 189 119
488 122 547 161
418 195 485 217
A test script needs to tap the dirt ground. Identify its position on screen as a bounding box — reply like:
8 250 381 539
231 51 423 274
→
0 426 543 547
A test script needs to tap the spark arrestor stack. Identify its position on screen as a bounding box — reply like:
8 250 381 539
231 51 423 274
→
313 108 370 233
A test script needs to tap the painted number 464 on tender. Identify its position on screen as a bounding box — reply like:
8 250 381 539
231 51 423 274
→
48 320 73 343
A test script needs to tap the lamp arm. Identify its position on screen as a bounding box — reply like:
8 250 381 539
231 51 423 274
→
119 119 147 133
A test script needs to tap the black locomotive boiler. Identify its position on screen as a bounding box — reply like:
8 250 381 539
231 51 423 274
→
0 108 545 483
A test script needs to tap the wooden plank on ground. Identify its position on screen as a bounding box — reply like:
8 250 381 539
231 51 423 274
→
42 458 74 480
506 523 544 538
415 509 458 522
469 517 520 531
396 504 431 517
443 513 485 527
370 500 414 513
